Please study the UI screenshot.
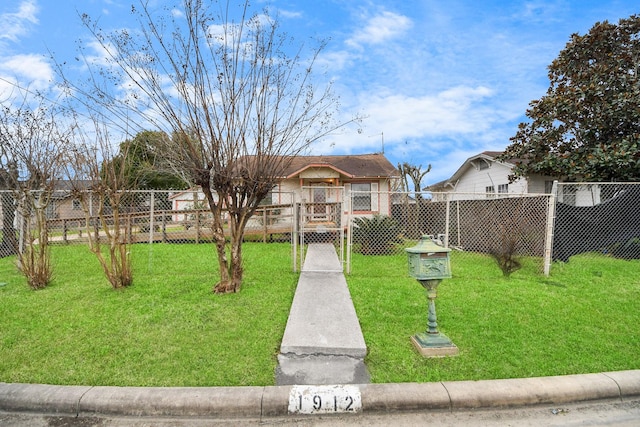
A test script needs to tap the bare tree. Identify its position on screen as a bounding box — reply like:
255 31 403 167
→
397 162 432 238
0 95 69 289
64 118 134 289
60 0 349 293
398 162 432 199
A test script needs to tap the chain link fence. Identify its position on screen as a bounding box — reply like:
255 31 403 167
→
348 191 552 273
0 190 296 259
3 183 639 274
553 182 640 262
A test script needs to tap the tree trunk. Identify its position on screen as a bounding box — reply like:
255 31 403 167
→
214 208 249 294
202 186 232 293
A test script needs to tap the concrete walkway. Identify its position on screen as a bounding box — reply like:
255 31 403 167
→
275 243 370 385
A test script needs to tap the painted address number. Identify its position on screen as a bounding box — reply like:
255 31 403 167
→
288 385 362 414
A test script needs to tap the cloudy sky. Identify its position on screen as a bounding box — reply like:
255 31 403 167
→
1 0 638 186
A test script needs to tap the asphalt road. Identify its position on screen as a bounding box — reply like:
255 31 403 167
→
2 398 639 427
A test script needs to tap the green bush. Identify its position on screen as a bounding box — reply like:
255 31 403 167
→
352 214 402 255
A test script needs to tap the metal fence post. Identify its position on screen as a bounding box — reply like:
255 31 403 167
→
292 193 298 273
346 189 352 275
543 181 558 276
149 191 155 245
444 192 451 248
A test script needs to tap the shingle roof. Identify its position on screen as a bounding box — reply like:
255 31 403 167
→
282 153 399 179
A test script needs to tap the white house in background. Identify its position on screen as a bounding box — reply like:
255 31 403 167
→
426 151 560 200
168 189 215 221
426 151 604 206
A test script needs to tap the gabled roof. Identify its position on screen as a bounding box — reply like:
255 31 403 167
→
282 153 399 179
427 151 516 190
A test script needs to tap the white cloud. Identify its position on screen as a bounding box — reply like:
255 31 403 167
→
278 9 302 19
0 0 38 43
0 53 53 94
346 11 413 48
311 84 499 159
360 85 495 138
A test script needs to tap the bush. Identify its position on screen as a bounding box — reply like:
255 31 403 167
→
352 214 402 255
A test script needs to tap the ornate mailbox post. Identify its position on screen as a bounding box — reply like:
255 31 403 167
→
405 235 459 357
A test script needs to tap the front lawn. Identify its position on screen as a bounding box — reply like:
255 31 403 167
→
349 251 640 383
0 243 297 386
1 243 638 386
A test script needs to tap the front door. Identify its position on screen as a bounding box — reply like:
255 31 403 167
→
311 183 330 220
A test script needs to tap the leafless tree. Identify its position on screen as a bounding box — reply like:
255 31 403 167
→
397 162 432 238
60 0 350 293
0 94 69 289
64 117 134 289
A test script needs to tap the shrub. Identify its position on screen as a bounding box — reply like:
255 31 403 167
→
352 214 402 255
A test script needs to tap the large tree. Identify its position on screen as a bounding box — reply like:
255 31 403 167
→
112 130 188 191
500 15 640 182
60 0 346 293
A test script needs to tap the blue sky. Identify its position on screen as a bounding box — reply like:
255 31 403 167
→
1 0 638 186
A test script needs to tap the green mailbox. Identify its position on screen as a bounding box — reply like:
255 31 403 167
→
405 235 458 357
406 236 451 280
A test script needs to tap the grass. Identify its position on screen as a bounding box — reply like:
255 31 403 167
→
348 251 640 383
0 243 297 387
1 243 639 386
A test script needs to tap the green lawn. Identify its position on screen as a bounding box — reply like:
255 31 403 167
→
349 251 640 383
0 243 638 386
0 243 298 387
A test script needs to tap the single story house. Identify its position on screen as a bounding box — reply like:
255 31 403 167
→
426 151 555 198
169 153 399 226
426 151 601 206
274 153 399 216
168 189 213 222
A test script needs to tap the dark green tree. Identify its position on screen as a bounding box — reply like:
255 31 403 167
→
112 130 187 190
500 15 640 182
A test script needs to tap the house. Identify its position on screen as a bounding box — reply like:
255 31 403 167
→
427 151 557 201
168 189 212 222
274 153 399 217
168 153 399 227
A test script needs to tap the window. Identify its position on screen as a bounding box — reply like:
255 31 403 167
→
498 184 508 194
259 185 277 206
485 186 495 199
351 183 371 211
72 199 82 210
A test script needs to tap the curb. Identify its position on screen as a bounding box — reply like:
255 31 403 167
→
1 370 639 420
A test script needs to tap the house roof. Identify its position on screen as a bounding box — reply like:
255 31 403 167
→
427 151 516 191
282 153 399 179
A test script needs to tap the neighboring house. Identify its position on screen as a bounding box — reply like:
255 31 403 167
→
427 151 558 201
168 189 212 222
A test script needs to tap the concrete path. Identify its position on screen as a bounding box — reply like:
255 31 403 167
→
275 243 370 385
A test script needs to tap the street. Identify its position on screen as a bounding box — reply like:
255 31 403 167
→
1 398 639 427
